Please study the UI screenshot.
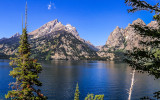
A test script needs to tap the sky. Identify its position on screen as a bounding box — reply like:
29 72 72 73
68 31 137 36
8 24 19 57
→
0 0 157 46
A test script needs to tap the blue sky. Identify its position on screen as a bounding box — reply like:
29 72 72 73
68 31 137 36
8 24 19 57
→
0 0 156 46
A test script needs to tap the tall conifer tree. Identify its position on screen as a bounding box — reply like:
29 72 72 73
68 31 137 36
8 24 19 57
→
74 83 80 100
5 2 47 99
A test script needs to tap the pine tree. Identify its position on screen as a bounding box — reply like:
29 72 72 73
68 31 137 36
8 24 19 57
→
125 0 160 99
85 94 104 100
85 94 94 100
125 0 160 79
74 83 80 100
5 2 47 100
74 83 104 100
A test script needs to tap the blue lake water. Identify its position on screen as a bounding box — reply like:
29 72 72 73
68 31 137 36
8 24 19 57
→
0 59 160 100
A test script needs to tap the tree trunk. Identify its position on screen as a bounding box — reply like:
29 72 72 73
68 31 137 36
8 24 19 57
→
128 69 135 100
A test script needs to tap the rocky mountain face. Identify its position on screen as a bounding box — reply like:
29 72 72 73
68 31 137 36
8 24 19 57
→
29 19 98 51
0 19 98 60
0 33 20 58
105 26 125 50
98 18 159 60
30 30 97 60
10 32 20 38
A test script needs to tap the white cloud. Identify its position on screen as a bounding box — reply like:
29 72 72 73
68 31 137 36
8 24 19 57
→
48 4 52 10
48 1 56 10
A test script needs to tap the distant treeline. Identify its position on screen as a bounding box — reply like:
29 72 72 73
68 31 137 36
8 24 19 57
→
0 53 10 59
0 53 16 59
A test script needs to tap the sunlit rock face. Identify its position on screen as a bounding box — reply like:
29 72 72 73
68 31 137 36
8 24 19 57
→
29 30 98 60
29 19 98 51
0 34 20 57
10 32 20 38
29 19 68 38
0 19 98 60
147 21 159 29
98 18 159 60
101 18 159 51
105 26 125 51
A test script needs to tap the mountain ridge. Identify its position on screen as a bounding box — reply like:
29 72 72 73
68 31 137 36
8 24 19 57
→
0 18 158 60
98 18 158 60
0 19 98 60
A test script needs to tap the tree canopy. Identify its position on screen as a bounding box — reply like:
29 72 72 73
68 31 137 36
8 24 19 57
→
125 0 160 99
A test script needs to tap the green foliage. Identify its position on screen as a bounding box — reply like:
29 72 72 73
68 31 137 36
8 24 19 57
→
74 83 104 100
85 94 94 100
124 41 127 47
45 50 51 60
74 83 80 100
125 0 160 99
0 53 10 59
125 0 160 13
125 0 160 79
85 94 104 100
5 27 47 99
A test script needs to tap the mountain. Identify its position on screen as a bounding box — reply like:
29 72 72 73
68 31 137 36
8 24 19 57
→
10 32 20 38
0 37 7 41
1 18 157 61
29 19 98 51
0 33 20 58
98 18 158 60
0 19 98 60
30 30 97 60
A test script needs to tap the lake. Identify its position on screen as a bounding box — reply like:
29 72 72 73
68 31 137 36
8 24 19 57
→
0 59 160 100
